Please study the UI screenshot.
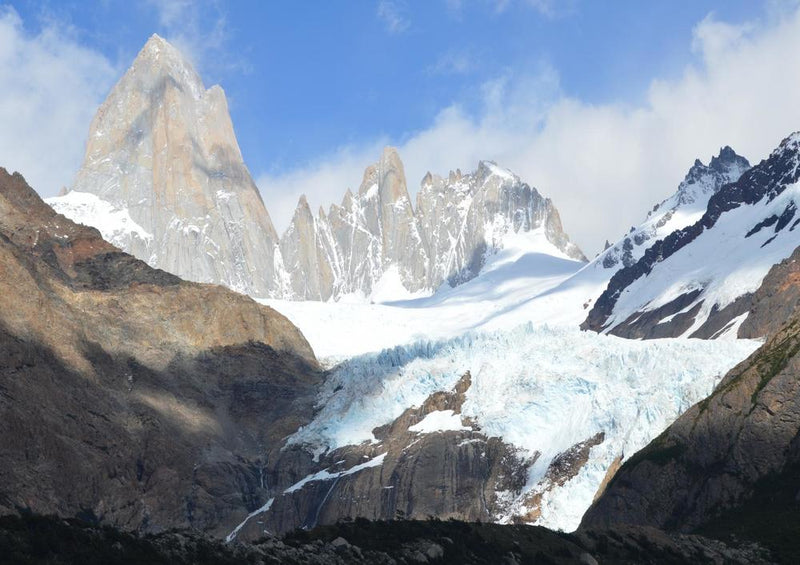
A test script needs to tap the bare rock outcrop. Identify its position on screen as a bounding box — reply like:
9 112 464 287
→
280 152 586 300
48 35 585 301
0 168 321 537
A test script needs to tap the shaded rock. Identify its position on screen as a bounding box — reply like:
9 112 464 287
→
0 168 321 537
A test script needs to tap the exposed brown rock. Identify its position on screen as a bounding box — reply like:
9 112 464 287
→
233 372 531 540
739 247 800 338
0 168 321 537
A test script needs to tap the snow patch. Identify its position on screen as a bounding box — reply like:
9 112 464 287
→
46 191 153 243
605 183 800 335
283 453 387 494
225 498 274 543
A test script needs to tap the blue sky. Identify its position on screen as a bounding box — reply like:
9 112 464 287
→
4 0 800 253
13 0 764 172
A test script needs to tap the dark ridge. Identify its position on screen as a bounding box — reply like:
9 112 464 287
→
71 252 182 290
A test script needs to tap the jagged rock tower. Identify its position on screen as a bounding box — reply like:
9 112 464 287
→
50 34 286 297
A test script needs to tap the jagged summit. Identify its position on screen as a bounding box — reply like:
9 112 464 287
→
598 146 750 270
277 148 587 300
584 132 800 339
128 33 208 101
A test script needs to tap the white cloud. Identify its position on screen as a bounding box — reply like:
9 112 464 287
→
377 0 410 34
493 0 575 17
258 7 800 255
0 7 116 196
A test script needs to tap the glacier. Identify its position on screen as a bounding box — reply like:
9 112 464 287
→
287 324 760 531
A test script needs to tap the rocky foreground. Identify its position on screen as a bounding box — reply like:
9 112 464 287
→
0 513 773 565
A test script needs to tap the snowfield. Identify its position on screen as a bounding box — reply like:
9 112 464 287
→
47 190 153 246
262 230 606 363
287 323 759 532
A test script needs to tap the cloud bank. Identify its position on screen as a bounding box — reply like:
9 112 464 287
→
0 7 116 196
258 7 800 255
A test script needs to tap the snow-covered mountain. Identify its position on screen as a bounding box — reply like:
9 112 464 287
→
47 34 285 297
262 148 759 360
279 147 430 301
416 161 585 286
597 146 749 270
47 35 584 302
584 132 800 339
279 149 586 301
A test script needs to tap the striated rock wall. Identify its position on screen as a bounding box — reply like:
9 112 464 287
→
280 151 586 300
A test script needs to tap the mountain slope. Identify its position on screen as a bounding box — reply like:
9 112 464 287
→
583 133 800 339
582 257 800 561
596 146 749 270
47 34 285 297
248 324 757 536
0 167 321 537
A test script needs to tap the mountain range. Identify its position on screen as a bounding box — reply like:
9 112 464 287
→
4 32 800 564
48 34 584 302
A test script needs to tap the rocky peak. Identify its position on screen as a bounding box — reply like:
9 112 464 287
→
708 145 750 184
47 36 584 303
47 34 284 298
585 132 800 339
129 33 205 101
475 160 515 185
678 146 749 204
292 195 314 223
598 147 750 272
448 168 463 184
359 146 409 205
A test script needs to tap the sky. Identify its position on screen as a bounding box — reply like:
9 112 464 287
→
3 0 800 255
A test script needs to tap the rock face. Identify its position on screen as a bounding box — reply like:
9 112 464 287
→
47 34 285 297
230 373 531 540
415 161 585 287
583 295 800 561
280 153 586 300
281 148 431 300
583 133 800 339
0 168 322 537
228 325 756 539
47 36 584 302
